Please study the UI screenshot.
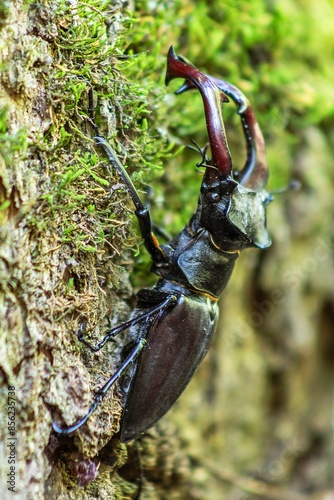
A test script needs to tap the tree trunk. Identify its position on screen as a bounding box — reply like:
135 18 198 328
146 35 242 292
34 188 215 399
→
1 1 333 499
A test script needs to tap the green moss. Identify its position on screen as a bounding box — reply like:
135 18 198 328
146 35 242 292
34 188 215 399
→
0 0 10 26
0 107 29 225
0 107 28 166
32 0 183 263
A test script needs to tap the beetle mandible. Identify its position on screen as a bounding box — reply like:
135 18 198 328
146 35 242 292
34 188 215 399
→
53 46 272 442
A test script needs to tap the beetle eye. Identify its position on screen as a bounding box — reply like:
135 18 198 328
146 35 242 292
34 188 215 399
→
206 192 220 203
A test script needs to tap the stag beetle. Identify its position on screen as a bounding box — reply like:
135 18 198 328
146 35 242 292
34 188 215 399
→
53 46 272 442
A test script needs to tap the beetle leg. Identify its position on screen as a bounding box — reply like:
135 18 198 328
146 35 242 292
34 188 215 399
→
86 87 167 265
53 294 178 434
77 294 178 352
52 338 146 435
95 135 168 264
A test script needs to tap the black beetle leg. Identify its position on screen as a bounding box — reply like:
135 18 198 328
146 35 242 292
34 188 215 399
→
94 135 167 265
85 86 167 265
52 338 146 435
77 294 178 352
53 294 178 434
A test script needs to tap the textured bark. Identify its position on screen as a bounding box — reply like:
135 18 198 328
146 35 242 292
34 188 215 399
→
1 1 333 499
0 1 138 498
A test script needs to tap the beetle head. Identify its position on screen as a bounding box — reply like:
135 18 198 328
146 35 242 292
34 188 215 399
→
166 46 271 251
198 179 272 250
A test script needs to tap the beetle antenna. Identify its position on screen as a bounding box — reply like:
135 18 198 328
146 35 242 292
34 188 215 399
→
270 179 301 195
187 140 211 167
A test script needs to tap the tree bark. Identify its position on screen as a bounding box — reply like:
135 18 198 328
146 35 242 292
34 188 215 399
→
1 1 333 499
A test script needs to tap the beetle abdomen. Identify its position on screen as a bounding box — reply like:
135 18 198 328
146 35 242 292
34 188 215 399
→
120 292 219 442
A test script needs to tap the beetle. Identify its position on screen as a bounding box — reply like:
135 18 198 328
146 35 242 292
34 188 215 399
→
53 46 272 443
